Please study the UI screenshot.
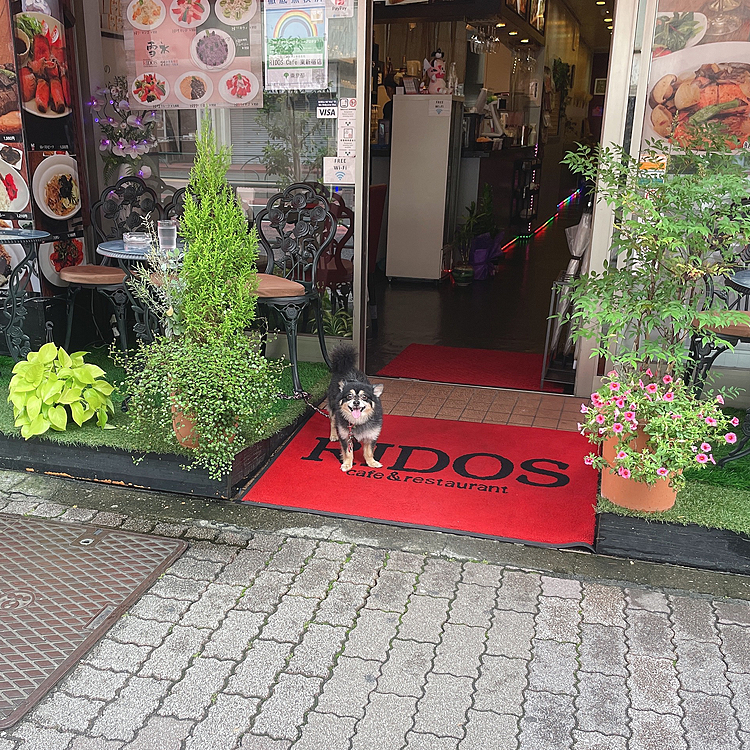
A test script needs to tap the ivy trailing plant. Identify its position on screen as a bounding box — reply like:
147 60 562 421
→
121 121 284 479
9 343 115 439
120 334 284 478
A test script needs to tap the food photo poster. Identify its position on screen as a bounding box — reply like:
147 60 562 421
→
643 0 750 153
124 0 263 108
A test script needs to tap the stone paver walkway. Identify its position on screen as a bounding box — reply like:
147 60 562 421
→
0 472 749 750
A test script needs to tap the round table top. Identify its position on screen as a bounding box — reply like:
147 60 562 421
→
97 240 150 261
0 229 51 243
728 269 750 293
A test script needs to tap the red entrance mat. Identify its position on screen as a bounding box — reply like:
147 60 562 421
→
244 414 597 548
376 344 563 392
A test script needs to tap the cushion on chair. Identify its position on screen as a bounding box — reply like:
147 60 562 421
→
693 310 750 339
59 265 127 285
255 273 306 298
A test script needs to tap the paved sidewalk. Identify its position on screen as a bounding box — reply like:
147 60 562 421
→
0 471 749 750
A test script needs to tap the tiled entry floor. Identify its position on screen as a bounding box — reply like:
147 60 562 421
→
377 378 582 431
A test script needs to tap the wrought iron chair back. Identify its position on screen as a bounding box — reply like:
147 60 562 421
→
91 176 161 244
164 187 187 220
255 183 337 290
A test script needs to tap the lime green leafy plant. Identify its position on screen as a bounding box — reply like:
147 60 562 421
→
9 343 115 439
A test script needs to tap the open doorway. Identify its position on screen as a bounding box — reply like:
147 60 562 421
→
364 0 614 394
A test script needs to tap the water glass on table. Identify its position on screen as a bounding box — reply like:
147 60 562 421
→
158 220 177 251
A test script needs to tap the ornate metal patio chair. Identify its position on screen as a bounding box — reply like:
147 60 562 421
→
254 183 336 393
163 187 187 220
60 176 161 351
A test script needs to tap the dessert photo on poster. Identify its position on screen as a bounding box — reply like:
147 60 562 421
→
124 0 263 108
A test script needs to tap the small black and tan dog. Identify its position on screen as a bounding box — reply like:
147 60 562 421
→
327 345 384 472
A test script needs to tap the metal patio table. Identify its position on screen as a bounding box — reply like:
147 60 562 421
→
0 228 50 361
96 240 163 344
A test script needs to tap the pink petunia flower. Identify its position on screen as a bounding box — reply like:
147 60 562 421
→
710 455 716 464
595 414 606 424
613 423 624 434
616 451 627 460
662 375 673 384
599 428 606 435
591 393 603 404
623 411 636 421
646 383 658 394
706 417 717 426
615 398 626 409
609 382 620 392
656 467 669 477
663 391 675 402
716 394 725 405
731 417 740 426
725 432 737 444
580 404 589 413
701 442 712 452
638 379 645 389
584 456 594 466
696 453 708 463
646 368 653 377
618 467 631 479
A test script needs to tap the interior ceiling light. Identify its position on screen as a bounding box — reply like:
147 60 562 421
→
604 16 612 21
508 30 518 35
607 23 613 28
496 22 506 27
520 38 530 42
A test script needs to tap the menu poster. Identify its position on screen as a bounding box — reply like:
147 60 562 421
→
264 0 327 92
13 2 77 151
124 0 263 108
642 1 750 152
0 0 31 221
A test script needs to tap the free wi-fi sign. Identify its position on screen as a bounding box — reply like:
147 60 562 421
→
323 156 355 185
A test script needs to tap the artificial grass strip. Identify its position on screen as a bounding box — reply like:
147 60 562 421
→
0 351 329 456
597 480 750 537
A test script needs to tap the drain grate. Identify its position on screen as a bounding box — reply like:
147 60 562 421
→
0 514 187 729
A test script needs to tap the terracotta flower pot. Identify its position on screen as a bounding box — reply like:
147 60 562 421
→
171 403 199 449
600 430 677 512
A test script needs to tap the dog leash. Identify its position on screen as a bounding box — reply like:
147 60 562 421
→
276 390 355 453
275 390 330 418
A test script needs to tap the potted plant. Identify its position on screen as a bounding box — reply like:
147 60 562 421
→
579 369 737 510
121 122 284 480
562 126 750 509
453 184 498 286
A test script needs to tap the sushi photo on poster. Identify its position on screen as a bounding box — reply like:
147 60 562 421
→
13 0 77 151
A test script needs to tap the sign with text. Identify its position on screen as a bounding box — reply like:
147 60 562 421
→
124 0 263 109
323 155 354 184
317 98 338 118
265 0 327 91
337 96 356 156
429 97 451 116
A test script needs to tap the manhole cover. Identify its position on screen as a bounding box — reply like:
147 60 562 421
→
0 514 187 729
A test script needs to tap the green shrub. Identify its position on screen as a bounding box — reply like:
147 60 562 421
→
179 123 259 342
9 343 114 438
